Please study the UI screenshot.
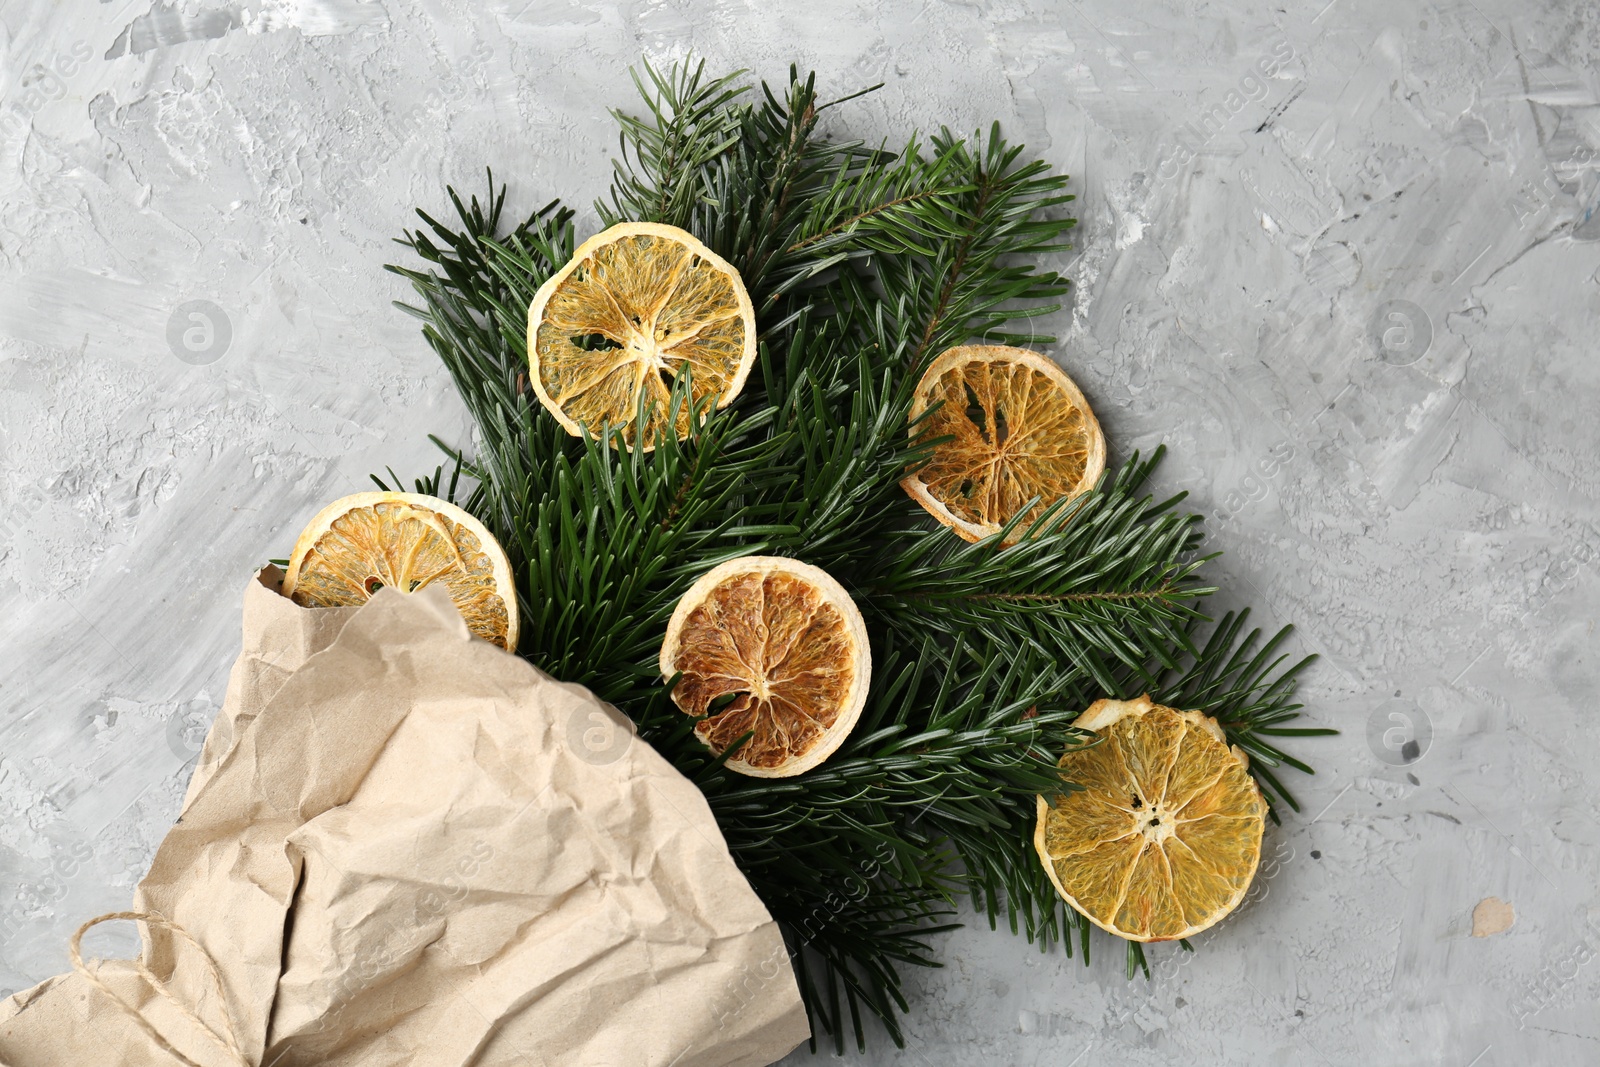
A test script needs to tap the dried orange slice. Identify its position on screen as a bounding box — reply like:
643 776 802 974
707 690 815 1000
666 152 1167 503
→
903 344 1106 543
281 491 519 652
1034 695 1266 942
526 221 757 451
659 556 870 778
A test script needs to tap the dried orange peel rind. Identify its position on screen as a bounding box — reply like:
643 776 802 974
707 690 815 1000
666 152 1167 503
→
1034 695 1267 942
526 221 757 452
903 344 1106 543
281 491 520 652
659 555 871 778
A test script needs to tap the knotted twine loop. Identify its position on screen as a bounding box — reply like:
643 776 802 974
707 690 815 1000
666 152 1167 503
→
69 911 252 1067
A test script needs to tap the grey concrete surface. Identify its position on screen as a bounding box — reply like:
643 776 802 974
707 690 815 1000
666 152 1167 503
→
1 1 1598 1064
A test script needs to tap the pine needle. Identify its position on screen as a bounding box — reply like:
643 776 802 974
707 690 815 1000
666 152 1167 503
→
384 58 1331 1052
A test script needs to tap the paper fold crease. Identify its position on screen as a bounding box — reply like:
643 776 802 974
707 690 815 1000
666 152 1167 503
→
0 567 808 1067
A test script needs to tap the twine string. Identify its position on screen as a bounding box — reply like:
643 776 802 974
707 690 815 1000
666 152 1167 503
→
69 910 252 1067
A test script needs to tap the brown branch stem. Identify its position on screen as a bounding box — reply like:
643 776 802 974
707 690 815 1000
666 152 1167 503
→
879 583 1184 605
785 188 950 254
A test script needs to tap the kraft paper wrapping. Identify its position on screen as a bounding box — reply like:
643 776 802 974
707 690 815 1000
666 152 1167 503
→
0 568 808 1067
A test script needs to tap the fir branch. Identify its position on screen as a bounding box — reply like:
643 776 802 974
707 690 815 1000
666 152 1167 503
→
381 58 1329 1052
863 123 1078 359
866 450 1214 692
602 58 749 229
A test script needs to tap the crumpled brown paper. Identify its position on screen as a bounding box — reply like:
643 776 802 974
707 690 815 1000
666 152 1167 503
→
0 568 809 1066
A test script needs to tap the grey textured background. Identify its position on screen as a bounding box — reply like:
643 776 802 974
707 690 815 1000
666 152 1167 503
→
2 1 1598 1064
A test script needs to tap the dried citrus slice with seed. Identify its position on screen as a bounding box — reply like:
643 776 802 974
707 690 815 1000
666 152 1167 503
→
903 344 1106 543
281 491 519 652
659 556 870 778
1034 695 1266 942
527 221 757 452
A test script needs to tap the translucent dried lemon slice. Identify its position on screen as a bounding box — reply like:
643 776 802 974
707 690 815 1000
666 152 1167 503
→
659 556 870 778
526 221 757 451
281 491 519 651
1034 695 1267 942
903 344 1106 543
